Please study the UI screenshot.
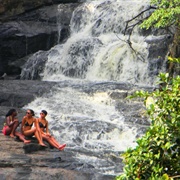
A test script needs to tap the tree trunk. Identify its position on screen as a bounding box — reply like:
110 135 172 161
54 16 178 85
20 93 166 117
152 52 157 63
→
168 25 180 76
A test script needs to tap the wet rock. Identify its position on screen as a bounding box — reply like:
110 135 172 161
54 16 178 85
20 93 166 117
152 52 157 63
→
0 80 57 107
23 143 48 153
109 91 128 99
20 51 49 80
0 133 92 180
0 2 79 76
0 0 79 20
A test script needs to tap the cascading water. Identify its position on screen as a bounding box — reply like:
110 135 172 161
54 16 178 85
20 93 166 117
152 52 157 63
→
42 0 153 84
22 0 170 178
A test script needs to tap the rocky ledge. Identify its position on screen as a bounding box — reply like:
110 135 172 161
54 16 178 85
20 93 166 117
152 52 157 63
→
0 133 93 180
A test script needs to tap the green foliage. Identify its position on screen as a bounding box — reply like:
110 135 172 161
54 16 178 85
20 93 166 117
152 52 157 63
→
116 0 180 178
168 56 180 64
140 0 180 29
116 60 180 179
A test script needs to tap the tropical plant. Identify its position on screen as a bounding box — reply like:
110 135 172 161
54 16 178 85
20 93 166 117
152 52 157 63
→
140 0 180 29
116 57 180 179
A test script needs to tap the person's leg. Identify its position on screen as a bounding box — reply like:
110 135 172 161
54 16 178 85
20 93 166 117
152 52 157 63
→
34 130 47 146
42 134 66 150
49 136 66 150
37 130 44 144
42 134 58 148
10 121 19 138
24 128 46 146
36 125 46 143
15 131 31 144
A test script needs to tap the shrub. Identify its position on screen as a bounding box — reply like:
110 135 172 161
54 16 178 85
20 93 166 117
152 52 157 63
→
116 58 180 179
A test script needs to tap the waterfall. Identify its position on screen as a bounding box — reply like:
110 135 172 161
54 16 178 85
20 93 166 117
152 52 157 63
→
41 0 161 86
22 0 171 177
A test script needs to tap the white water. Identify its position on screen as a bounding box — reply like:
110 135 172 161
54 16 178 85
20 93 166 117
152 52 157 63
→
42 0 153 85
25 85 138 149
23 0 159 176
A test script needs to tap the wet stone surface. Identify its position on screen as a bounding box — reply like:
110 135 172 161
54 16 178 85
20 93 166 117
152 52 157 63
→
0 133 96 180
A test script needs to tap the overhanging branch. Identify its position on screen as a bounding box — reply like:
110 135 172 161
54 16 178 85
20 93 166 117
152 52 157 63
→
118 6 157 62
124 6 157 36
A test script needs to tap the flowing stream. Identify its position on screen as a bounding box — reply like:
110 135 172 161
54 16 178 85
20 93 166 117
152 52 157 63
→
22 0 169 177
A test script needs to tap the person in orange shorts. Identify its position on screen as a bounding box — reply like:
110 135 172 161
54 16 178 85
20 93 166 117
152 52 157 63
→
2 109 31 144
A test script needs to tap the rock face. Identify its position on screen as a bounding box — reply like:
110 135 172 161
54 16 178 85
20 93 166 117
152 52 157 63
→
0 0 79 19
0 80 57 107
0 0 79 76
0 133 92 180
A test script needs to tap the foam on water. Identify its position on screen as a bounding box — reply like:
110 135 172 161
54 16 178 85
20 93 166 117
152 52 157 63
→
24 86 138 153
42 0 153 86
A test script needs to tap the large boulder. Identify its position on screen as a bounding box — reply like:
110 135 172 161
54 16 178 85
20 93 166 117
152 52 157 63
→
0 1 79 76
0 133 93 180
0 80 57 107
0 0 79 19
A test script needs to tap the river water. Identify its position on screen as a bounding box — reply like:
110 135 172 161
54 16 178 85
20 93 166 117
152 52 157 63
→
22 0 169 177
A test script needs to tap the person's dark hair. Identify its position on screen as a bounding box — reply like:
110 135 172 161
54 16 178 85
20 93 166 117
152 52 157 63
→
28 109 35 116
41 110 47 115
6 109 17 117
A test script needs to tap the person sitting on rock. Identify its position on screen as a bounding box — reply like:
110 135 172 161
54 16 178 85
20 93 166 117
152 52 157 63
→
2 109 31 144
37 110 66 151
21 109 47 147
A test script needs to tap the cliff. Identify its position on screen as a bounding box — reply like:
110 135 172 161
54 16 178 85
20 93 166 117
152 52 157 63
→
0 0 79 76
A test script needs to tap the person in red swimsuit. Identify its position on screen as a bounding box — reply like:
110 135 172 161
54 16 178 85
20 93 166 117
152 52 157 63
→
37 110 66 151
2 109 31 144
21 109 46 147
